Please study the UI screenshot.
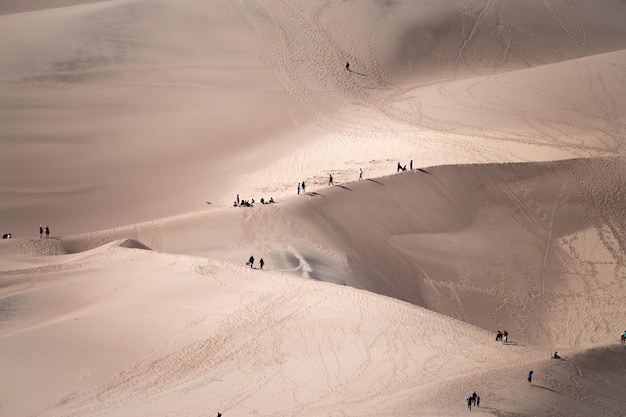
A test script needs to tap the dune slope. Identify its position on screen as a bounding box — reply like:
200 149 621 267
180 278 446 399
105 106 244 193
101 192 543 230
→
266 157 626 349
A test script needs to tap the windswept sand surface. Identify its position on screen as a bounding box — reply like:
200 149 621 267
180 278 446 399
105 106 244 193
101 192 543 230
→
2 1 626 416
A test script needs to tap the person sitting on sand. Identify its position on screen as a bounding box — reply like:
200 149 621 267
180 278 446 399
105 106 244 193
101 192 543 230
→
269 197 275 203
552 352 561 359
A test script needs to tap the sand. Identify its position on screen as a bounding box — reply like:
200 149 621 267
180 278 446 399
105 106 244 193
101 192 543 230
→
2 1 626 416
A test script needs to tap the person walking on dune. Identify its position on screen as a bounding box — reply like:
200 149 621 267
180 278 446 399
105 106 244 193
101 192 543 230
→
329 174 333 186
359 167 363 180
502 330 508 344
527 370 533 384
39 225 43 238
466 396 472 410
247 256 254 268
45 225 50 238
301 181 306 193
346 62 350 71
298 182 301 195
260 258 265 270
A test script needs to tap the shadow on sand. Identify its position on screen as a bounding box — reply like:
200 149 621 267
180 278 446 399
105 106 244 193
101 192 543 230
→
532 384 561 394
367 179 383 185
336 185 353 191
347 69 367 76
501 341 525 347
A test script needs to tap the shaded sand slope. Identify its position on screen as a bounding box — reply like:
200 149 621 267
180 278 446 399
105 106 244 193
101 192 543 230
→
408 345 626 417
0 0 110 16
0 0 315 235
266 157 626 349
374 0 626 81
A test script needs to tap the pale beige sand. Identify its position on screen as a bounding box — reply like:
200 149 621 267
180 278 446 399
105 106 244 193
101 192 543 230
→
0 0 110 16
2 0 626 416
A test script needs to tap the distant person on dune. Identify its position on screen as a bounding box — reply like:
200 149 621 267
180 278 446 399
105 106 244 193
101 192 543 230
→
621 331 626 345
410 160 413 170
552 352 561 359
247 256 254 268
502 330 508 344
45 225 50 238
527 370 533 384
346 62 350 70
329 174 333 186
39 225 43 238
298 182 301 195
301 181 306 193
466 396 472 410
260 258 265 270
359 167 363 180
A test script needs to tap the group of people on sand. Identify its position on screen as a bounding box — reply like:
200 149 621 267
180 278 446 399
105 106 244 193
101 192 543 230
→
39 225 50 238
234 194 274 207
466 391 480 410
495 329 509 344
397 160 413 172
246 256 265 270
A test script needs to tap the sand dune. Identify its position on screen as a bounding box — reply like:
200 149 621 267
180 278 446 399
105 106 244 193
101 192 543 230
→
2 0 626 235
2 1 626 416
273 157 626 348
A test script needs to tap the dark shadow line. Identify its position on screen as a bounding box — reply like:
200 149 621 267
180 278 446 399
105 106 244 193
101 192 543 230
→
501 342 526 347
367 179 383 185
347 69 367 76
307 192 325 197
417 168 432 175
336 185 353 191
532 385 561 394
